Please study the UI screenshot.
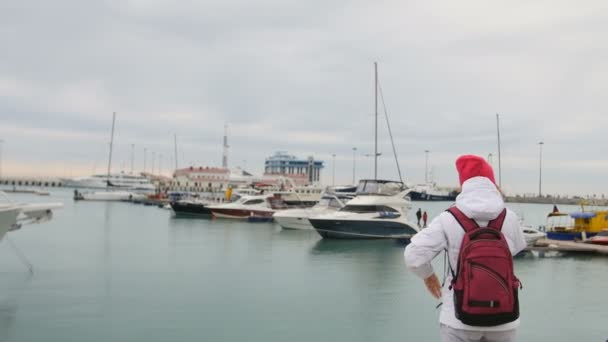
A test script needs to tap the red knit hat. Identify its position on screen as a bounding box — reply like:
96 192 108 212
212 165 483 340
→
455 155 496 185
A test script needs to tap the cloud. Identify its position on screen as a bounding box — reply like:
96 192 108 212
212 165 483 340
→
1 0 608 195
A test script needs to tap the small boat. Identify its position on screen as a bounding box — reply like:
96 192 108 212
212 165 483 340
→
309 179 419 239
586 229 608 245
521 225 545 247
545 209 605 241
273 193 351 230
208 194 287 220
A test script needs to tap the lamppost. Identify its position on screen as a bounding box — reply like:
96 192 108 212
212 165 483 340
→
424 150 430 184
538 141 544 197
0 139 3 180
487 153 493 164
331 154 336 186
143 147 147 173
352 147 357 185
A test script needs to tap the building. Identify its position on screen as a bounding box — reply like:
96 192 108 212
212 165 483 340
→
172 166 230 191
264 151 324 185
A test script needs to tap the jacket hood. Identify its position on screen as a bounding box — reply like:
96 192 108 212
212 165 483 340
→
455 176 505 221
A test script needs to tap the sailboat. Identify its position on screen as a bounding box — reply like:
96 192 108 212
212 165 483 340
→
74 113 147 201
309 63 419 239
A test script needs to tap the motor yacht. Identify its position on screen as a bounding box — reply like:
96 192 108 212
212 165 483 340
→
273 193 351 230
208 194 287 219
309 179 418 239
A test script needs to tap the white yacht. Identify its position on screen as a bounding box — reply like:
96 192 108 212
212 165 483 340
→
0 194 63 241
521 224 546 247
73 190 145 202
273 194 350 230
208 194 287 220
62 172 155 191
309 179 419 239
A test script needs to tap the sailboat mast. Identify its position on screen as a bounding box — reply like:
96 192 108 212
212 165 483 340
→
106 112 116 189
374 62 378 180
496 113 502 187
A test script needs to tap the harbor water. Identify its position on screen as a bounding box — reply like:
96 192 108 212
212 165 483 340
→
0 189 606 341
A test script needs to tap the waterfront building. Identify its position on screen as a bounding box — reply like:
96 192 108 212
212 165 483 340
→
172 166 230 191
264 151 324 185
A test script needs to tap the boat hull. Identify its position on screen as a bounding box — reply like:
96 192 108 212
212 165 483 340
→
309 218 418 239
546 231 598 241
170 202 212 216
274 215 313 230
211 208 274 219
0 208 20 241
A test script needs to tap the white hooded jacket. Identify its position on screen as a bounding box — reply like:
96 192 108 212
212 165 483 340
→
404 176 527 331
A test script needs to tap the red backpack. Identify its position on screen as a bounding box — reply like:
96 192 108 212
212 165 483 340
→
447 207 521 326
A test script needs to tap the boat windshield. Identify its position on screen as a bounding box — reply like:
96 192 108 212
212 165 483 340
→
315 197 343 209
356 180 403 196
243 199 265 205
340 205 398 213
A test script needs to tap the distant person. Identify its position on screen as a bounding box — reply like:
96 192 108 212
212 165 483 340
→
405 155 526 342
416 208 422 227
422 211 428 228
552 204 559 213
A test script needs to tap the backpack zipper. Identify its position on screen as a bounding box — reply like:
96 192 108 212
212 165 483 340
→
469 262 509 292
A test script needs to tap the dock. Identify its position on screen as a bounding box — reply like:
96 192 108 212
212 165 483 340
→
526 238 608 255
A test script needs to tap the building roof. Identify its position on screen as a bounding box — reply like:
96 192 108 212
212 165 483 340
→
174 166 230 177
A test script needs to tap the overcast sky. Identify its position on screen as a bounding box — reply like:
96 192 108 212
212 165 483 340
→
1 0 608 195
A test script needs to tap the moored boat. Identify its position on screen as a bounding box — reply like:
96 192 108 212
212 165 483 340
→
586 229 608 245
273 193 351 230
545 208 607 241
309 179 418 239
0 194 63 241
208 194 287 220
170 199 213 216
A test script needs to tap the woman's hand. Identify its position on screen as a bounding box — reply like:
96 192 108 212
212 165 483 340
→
424 273 442 299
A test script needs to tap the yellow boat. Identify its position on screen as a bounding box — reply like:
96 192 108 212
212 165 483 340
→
546 203 608 240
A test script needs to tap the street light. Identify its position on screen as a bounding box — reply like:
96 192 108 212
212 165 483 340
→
487 153 493 164
424 150 430 184
0 139 3 180
352 147 357 185
538 141 544 197
331 154 336 186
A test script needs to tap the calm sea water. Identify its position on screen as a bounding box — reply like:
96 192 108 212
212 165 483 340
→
0 189 606 341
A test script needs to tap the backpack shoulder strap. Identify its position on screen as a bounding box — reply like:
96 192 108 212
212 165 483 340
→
446 206 479 233
487 208 507 231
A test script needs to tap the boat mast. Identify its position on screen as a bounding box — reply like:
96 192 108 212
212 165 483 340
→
496 113 502 187
106 112 116 189
374 62 378 180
